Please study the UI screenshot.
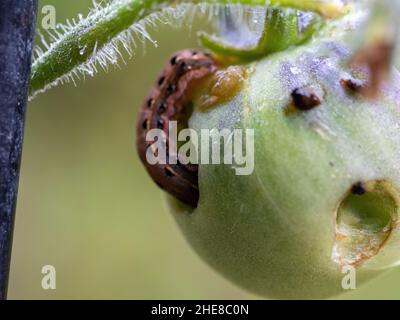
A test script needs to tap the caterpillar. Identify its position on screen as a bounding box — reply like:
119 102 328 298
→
136 49 217 207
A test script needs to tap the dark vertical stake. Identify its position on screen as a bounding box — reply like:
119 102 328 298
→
0 0 38 299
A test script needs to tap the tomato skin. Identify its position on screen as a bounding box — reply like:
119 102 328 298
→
166 36 400 299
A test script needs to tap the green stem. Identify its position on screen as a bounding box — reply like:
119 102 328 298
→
29 0 343 98
199 8 322 61
271 0 343 18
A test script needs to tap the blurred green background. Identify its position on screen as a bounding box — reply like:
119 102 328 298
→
8 0 400 299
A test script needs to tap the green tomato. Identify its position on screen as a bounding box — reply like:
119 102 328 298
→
166 27 400 298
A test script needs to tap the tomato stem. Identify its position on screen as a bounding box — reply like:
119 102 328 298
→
29 0 343 99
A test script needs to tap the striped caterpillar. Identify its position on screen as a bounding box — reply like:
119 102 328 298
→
136 49 217 207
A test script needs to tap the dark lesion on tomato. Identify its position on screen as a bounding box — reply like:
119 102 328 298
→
351 181 367 195
340 78 365 94
285 85 324 114
291 86 323 111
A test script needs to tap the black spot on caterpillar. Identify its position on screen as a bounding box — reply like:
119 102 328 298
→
136 49 217 207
